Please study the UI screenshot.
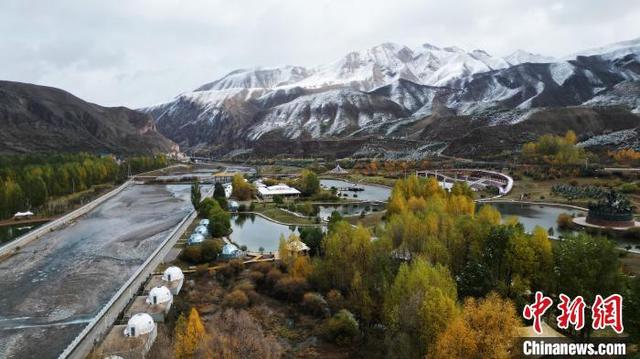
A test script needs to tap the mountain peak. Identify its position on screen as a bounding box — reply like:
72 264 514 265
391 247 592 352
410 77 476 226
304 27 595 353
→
504 49 555 65
419 42 441 51
567 37 640 60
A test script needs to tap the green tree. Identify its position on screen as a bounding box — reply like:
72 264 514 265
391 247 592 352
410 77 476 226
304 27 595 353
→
213 182 226 199
201 239 223 262
327 210 343 233
324 309 359 346
297 169 320 197
554 234 623 322
207 200 231 237
191 179 201 210
383 259 458 357
299 227 324 256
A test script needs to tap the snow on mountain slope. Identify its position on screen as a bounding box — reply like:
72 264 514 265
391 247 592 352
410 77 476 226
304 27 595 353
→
369 79 451 112
583 81 640 113
567 37 640 61
504 49 556 65
141 37 640 154
249 88 408 140
196 66 311 91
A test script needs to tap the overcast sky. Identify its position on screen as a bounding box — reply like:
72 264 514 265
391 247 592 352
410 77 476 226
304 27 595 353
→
1 0 638 108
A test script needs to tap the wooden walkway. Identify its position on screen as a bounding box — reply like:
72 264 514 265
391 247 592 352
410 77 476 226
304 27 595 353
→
0 216 56 227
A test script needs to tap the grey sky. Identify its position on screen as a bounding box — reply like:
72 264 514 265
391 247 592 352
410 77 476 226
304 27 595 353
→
1 0 638 108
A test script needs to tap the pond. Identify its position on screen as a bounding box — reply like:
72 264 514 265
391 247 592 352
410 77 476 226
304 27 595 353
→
229 214 303 252
0 221 47 245
320 179 391 203
317 202 385 220
486 202 586 235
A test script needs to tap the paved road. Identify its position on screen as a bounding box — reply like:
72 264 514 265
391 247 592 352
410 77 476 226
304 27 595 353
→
0 184 193 359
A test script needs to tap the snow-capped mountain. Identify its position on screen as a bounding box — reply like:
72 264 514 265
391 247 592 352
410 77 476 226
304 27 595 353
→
142 37 640 157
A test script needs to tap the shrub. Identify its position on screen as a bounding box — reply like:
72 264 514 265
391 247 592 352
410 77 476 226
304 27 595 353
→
557 213 573 230
324 309 359 346
619 183 638 194
233 279 255 293
326 289 345 313
248 270 265 286
253 261 274 274
623 227 640 241
265 268 283 288
302 292 330 317
228 259 245 275
273 276 309 302
195 263 209 277
223 289 250 309
181 246 202 264
201 239 222 262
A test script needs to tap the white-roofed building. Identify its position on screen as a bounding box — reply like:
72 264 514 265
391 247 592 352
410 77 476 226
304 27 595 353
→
125 286 173 323
153 266 184 295
147 286 173 306
284 236 310 256
125 313 156 337
256 183 301 202
100 313 157 359
13 211 34 220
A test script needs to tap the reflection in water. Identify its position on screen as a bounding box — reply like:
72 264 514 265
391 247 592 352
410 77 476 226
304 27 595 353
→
230 214 301 252
0 222 46 245
317 203 385 220
488 202 586 234
320 179 391 203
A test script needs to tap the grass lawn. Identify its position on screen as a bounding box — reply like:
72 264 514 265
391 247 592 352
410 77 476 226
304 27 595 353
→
345 211 386 229
250 203 319 225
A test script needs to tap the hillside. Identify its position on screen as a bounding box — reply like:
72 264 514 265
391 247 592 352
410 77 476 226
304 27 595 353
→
0 81 177 155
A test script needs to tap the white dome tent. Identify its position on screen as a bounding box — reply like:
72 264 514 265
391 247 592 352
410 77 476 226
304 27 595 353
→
188 233 205 245
194 225 208 235
124 313 156 337
161 266 185 295
162 266 184 282
146 286 173 305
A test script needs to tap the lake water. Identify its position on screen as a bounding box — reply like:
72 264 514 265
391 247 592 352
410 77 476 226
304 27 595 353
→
487 202 586 235
317 202 385 220
229 214 301 252
0 222 46 245
320 179 391 202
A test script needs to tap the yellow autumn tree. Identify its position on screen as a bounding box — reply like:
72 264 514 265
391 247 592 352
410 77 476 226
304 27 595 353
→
174 308 207 359
430 293 520 359
476 204 502 226
290 255 313 278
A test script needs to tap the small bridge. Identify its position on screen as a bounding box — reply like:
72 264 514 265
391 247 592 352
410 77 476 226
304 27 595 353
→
416 169 513 196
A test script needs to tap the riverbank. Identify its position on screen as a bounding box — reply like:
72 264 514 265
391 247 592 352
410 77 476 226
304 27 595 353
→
0 217 54 227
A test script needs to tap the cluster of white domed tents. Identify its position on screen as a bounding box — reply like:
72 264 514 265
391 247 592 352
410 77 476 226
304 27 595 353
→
99 266 184 358
187 218 209 245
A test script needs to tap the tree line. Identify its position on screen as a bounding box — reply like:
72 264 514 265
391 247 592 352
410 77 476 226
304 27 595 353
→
0 153 167 219
273 175 638 357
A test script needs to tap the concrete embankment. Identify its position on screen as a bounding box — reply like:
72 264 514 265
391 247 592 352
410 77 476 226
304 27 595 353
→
0 184 195 359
